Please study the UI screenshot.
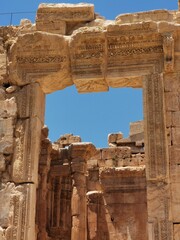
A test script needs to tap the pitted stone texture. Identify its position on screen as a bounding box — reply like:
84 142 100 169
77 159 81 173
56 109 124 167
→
9 32 73 93
0 183 36 240
70 27 108 93
0 98 17 119
69 142 96 161
0 38 6 83
115 10 174 24
55 133 81 148
36 3 94 35
12 117 42 184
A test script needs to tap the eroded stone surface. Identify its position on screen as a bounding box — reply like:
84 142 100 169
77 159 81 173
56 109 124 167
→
1 2 180 240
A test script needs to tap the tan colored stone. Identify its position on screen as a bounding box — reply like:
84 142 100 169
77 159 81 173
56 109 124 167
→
70 27 108 93
108 132 123 144
36 20 66 35
56 133 81 148
0 38 6 83
69 142 96 161
172 127 180 146
0 118 14 154
9 83 45 122
2 4 180 240
166 111 172 127
172 111 180 126
12 117 42 184
171 183 180 222
37 3 94 22
174 224 180 240
9 32 73 93
165 92 179 111
115 10 174 24
0 98 17 119
0 182 36 240
169 146 180 183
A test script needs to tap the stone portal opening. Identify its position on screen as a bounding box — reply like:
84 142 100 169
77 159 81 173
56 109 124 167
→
45 86 143 148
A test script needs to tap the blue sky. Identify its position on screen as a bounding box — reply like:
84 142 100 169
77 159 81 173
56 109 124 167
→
1 1 177 147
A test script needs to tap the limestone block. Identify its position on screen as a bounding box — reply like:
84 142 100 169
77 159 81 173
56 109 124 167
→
115 10 173 24
0 53 6 83
9 32 73 93
69 142 96 161
166 111 172 127
36 19 66 35
0 88 5 100
172 111 180 127
164 73 180 93
169 146 180 183
130 120 144 136
174 224 180 240
108 132 123 145
0 38 6 83
172 127 180 146
101 147 131 160
165 92 179 112
56 133 81 147
70 28 108 93
147 182 171 220
12 117 42 184
144 74 168 179
0 98 17 119
0 182 36 240
0 154 5 172
0 118 14 154
166 127 172 146
100 166 146 191
106 24 163 87
9 83 45 121
37 3 94 22
171 183 180 222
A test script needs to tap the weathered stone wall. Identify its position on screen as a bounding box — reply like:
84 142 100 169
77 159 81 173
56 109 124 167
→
0 2 180 240
36 129 147 240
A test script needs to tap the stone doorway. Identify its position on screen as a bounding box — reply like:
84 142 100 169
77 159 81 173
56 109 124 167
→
0 3 178 240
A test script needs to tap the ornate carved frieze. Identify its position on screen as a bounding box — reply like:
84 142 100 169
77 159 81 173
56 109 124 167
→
0 183 36 240
12 117 42 184
9 32 73 93
106 23 164 88
144 74 168 179
70 28 108 93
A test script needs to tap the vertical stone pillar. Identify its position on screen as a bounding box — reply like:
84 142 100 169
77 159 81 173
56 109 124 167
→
143 73 173 240
10 83 45 240
36 127 52 240
69 143 96 240
164 72 180 238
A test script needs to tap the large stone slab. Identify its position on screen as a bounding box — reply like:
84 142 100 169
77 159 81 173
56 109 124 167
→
0 182 36 240
9 32 73 93
144 74 168 179
37 3 94 22
12 117 42 184
36 3 95 35
8 83 45 122
70 27 108 93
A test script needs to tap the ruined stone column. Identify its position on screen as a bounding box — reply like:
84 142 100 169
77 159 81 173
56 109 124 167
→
144 73 173 240
69 143 96 240
36 127 52 240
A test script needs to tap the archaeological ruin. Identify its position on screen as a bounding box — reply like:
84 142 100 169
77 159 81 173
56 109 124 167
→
0 1 180 240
